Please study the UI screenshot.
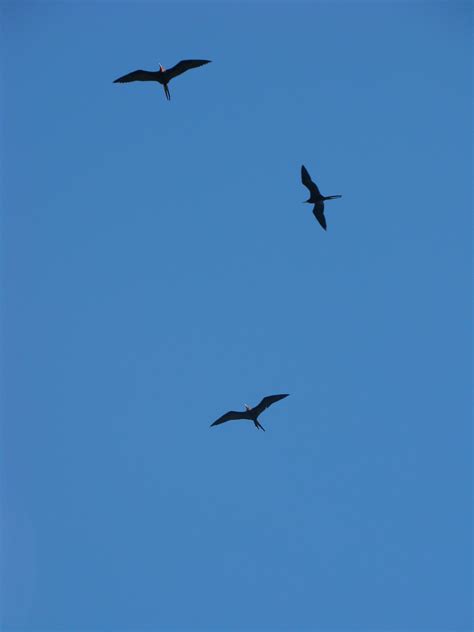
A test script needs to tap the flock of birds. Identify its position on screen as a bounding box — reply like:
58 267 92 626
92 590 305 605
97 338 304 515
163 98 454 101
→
114 58 343 432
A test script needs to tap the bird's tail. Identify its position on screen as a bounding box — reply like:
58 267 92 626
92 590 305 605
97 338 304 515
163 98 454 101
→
163 84 171 100
326 195 342 200
255 421 266 432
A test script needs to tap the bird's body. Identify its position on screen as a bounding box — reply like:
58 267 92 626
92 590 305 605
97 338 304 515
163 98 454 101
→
113 59 211 100
301 165 342 230
210 394 289 431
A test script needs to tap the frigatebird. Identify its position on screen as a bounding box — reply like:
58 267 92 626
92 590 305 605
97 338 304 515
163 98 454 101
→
113 59 211 100
210 394 289 432
301 164 342 230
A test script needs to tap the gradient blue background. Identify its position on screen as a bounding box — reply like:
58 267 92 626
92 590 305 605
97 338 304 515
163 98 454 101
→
1 1 472 630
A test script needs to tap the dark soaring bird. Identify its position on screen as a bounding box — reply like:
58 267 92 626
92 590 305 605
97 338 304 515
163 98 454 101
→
301 164 342 230
113 59 211 100
210 394 289 432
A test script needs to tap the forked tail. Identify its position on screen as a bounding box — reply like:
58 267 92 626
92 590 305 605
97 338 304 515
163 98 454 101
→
163 84 171 100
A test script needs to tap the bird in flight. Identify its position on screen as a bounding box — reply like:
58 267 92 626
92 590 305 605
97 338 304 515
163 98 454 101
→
210 394 289 432
113 59 211 100
301 164 342 230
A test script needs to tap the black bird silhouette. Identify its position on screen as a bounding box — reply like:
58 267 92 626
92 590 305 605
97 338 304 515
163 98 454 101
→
113 59 211 100
301 164 342 230
210 394 289 432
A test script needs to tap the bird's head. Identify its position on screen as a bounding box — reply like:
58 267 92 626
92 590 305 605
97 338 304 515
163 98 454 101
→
244 404 251 411
159 64 165 72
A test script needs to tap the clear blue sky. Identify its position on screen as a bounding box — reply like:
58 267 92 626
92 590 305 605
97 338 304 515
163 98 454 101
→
1 1 472 630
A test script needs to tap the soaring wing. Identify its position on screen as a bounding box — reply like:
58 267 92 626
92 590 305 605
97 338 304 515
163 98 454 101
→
312 202 327 230
165 59 211 81
301 165 322 197
210 410 247 427
252 394 289 418
113 70 156 83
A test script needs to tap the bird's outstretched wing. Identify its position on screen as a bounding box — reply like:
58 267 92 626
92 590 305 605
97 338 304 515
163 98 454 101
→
165 59 211 80
301 165 322 198
113 70 156 83
252 394 289 417
312 202 327 230
210 410 247 427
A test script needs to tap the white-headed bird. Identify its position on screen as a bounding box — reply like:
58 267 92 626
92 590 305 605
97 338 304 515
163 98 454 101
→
113 59 211 100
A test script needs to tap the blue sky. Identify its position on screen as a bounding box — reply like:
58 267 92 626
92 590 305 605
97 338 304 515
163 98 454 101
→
1 1 472 630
